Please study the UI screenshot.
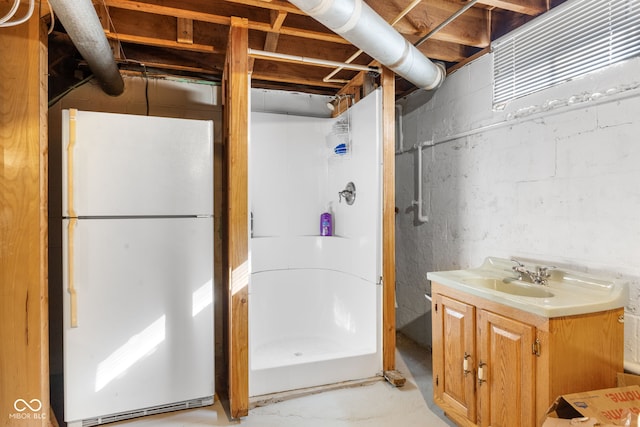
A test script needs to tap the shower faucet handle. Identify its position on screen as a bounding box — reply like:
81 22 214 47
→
338 189 352 202
338 182 356 205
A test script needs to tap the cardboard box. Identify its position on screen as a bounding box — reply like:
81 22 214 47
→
542 385 640 427
618 373 640 388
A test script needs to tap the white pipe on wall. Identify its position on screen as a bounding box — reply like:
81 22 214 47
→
412 145 429 223
394 81 640 156
288 0 446 90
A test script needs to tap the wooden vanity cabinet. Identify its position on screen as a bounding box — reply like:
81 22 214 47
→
432 295 477 423
431 281 624 427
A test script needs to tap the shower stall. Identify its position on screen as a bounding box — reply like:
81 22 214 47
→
249 89 383 397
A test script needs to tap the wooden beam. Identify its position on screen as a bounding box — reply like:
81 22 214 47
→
0 13 49 427
177 18 194 44
270 8 288 31
263 32 279 53
263 9 288 52
107 32 216 53
381 66 396 372
254 3 287 71
376 0 491 48
119 62 218 75
103 0 349 44
224 16 250 420
223 0 304 15
103 0 230 25
478 0 546 15
251 70 343 89
410 37 480 63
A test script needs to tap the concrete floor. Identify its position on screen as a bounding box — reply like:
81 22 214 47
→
108 334 456 427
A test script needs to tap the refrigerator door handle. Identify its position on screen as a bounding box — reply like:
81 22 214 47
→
67 108 77 218
68 218 78 328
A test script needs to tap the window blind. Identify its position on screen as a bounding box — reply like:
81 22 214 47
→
492 0 640 107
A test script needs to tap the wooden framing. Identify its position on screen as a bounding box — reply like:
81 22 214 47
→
177 17 194 44
381 67 396 371
223 16 250 419
225 55 398 413
0 12 50 426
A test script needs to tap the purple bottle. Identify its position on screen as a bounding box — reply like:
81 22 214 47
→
320 210 332 236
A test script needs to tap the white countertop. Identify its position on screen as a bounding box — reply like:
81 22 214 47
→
427 257 628 318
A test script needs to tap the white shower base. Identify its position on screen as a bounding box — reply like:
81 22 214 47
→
253 336 353 370
249 267 381 397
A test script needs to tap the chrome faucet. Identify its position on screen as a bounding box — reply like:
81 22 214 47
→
511 258 556 286
338 182 356 205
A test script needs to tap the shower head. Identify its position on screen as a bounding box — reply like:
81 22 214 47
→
326 94 353 112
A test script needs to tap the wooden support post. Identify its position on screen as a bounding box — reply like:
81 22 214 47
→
0 12 50 427
224 16 250 419
381 66 396 372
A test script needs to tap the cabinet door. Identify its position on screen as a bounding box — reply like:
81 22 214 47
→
432 294 476 423
477 310 535 427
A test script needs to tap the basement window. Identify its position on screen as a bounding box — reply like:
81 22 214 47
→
492 0 640 108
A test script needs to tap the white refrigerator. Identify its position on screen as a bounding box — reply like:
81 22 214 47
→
61 109 215 426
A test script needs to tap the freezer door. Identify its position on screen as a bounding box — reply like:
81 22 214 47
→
62 110 213 217
62 217 214 422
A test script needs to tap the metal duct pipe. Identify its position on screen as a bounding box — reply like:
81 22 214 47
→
288 0 446 90
49 0 124 96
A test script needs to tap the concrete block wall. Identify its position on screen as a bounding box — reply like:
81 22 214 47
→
396 53 640 366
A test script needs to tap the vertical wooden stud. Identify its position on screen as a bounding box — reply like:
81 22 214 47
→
263 10 287 52
382 66 396 371
224 16 249 419
0 12 50 426
177 18 194 44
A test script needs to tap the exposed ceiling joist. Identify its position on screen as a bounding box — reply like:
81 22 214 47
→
48 0 566 99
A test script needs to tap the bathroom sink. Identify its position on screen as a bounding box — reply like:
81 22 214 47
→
427 257 627 318
461 277 554 298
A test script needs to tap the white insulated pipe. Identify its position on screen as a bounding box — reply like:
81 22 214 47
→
322 0 424 83
288 0 446 90
49 0 124 96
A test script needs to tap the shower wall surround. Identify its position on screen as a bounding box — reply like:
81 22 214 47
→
249 89 383 396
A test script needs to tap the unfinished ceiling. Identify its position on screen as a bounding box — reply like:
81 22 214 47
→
47 0 569 99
